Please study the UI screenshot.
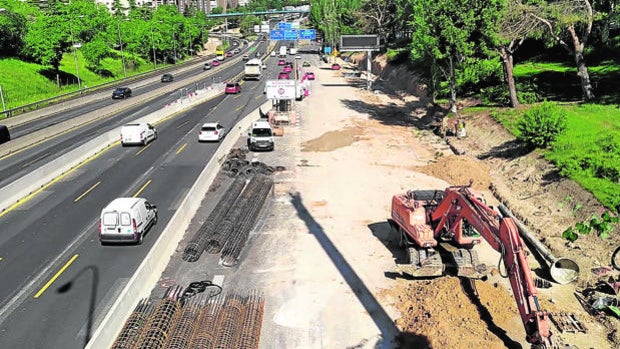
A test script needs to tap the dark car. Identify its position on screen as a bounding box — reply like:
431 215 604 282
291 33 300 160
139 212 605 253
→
161 73 173 82
112 87 132 99
226 51 233 57
0 125 10 145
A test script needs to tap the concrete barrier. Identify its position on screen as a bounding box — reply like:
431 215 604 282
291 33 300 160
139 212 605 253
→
85 99 273 349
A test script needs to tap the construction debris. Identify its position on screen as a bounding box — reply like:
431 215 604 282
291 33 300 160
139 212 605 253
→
549 312 587 334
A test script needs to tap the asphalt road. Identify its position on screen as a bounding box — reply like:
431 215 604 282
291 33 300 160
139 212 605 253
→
0 40 263 189
0 42 274 348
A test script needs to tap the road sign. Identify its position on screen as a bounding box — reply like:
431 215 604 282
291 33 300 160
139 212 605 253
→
261 24 270 32
265 80 296 100
270 30 284 40
253 25 260 33
340 35 380 51
284 29 298 40
299 29 316 40
278 22 291 30
324 46 332 54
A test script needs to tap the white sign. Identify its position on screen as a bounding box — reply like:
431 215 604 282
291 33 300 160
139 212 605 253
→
265 80 296 100
261 24 270 32
253 25 260 33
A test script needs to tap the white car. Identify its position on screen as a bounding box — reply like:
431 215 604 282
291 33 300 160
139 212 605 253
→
198 122 226 142
120 123 157 146
270 51 276 57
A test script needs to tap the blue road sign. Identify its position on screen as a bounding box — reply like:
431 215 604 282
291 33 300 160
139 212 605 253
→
324 46 332 54
299 29 316 40
278 22 291 30
284 29 298 40
270 30 284 40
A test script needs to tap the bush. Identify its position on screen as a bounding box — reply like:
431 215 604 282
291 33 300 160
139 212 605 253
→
517 101 568 149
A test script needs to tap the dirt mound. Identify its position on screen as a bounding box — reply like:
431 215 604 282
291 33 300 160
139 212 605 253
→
415 156 492 191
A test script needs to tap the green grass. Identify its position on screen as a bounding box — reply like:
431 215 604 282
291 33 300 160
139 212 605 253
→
0 51 154 113
513 61 574 77
464 102 620 211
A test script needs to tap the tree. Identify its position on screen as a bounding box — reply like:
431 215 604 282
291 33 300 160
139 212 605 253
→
0 8 28 57
359 0 398 48
495 0 544 107
22 14 66 73
527 0 596 100
410 0 505 112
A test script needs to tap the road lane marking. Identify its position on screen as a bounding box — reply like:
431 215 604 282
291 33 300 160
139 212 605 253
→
0 141 118 219
73 181 101 203
235 106 243 112
135 143 152 156
176 143 187 155
34 254 79 299
133 179 152 198
176 120 190 129
20 152 51 169
254 95 263 100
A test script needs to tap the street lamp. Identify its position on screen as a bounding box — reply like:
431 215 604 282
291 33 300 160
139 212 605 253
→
172 24 178 63
150 22 157 69
117 19 129 78
69 15 85 90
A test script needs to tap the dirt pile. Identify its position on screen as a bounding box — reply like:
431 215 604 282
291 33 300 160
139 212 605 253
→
415 156 492 191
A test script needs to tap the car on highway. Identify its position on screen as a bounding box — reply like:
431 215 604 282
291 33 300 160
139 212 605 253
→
270 51 276 57
225 82 241 94
203 62 212 70
233 48 241 54
242 54 249 61
211 60 221 67
112 87 132 99
295 55 302 60
0 125 10 145
331 63 341 70
277 72 290 80
99 197 157 245
303 61 311 67
282 66 292 73
226 51 233 57
120 122 157 146
304 72 315 80
198 122 226 142
217 55 225 61
277 59 286 66
161 73 173 82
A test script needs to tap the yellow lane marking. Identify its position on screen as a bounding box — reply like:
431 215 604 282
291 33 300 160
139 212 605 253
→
73 181 101 203
176 120 190 129
21 152 51 169
34 254 79 299
254 95 263 100
133 179 152 198
0 141 119 219
176 143 187 155
235 106 243 112
135 143 152 156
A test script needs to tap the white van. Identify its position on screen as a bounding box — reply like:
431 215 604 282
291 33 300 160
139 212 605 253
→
121 123 157 146
247 120 274 151
99 197 157 245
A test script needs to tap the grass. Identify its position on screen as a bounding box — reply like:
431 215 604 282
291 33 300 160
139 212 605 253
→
0 51 154 114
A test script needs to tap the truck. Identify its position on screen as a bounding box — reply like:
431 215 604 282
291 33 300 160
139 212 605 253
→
390 185 557 348
279 45 287 57
244 58 263 80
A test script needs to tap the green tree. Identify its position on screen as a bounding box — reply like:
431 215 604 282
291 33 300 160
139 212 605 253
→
22 14 66 74
409 0 505 112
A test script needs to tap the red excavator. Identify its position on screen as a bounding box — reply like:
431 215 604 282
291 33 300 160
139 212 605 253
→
390 185 554 348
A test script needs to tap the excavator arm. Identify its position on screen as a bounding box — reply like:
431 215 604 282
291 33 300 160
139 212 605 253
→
430 186 554 348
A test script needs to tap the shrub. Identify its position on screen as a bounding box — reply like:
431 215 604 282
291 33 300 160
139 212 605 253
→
517 101 567 149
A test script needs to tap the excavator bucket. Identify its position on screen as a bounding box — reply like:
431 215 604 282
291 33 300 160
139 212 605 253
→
397 246 444 278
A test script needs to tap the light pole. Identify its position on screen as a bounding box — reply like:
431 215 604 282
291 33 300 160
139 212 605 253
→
117 19 128 78
172 24 178 63
150 22 157 69
69 15 84 90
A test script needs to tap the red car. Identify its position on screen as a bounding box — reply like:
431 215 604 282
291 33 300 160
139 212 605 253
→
225 82 241 94
226 51 233 57
282 66 292 73
277 59 286 66
331 63 341 70
304 72 315 80
212 60 221 67
278 72 290 80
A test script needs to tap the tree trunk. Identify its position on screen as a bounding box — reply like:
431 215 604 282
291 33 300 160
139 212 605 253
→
499 46 519 108
568 23 594 100
448 55 457 113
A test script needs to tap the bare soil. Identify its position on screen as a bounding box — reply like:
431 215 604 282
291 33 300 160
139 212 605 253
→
322 55 620 348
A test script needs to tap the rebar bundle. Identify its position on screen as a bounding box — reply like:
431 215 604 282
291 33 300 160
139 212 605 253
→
220 175 273 267
163 299 202 349
214 294 245 349
111 300 154 349
238 291 265 349
188 295 225 348
183 176 246 262
135 288 183 349
206 174 265 254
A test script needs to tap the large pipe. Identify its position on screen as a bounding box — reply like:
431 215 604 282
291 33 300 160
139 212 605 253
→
498 204 579 284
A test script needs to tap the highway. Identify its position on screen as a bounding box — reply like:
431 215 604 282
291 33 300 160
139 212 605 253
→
0 40 272 348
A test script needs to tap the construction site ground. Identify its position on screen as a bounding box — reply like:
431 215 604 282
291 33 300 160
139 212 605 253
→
151 54 620 349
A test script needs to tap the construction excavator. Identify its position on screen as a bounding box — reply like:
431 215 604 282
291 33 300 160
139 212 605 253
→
390 185 555 348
